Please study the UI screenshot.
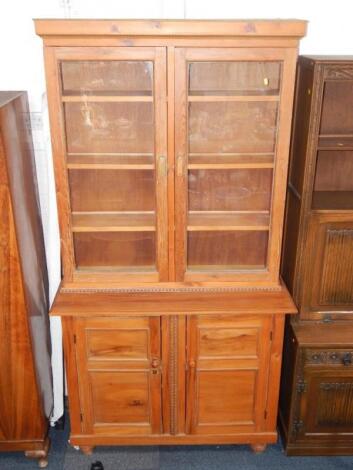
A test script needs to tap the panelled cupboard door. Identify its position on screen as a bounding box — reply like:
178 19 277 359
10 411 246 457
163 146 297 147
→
174 48 297 283
73 317 162 435
294 364 353 443
301 213 353 319
185 315 273 435
45 47 168 283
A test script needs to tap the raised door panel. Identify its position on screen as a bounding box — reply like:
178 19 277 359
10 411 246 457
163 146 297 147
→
301 214 353 319
185 315 272 435
175 47 297 284
46 47 168 283
74 317 162 436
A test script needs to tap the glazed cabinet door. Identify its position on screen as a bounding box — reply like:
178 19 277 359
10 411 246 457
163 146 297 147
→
174 48 297 283
185 315 273 435
46 47 168 283
72 317 162 436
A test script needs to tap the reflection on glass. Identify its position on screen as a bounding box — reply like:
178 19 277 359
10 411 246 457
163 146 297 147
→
61 61 153 95
189 102 278 154
188 169 273 212
189 61 281 95
65 102 154 154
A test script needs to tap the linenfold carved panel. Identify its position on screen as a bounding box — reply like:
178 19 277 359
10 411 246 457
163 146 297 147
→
320 229 353 305
317 382 353 427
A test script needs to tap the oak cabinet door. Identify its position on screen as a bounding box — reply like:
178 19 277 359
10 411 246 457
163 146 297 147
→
73 317 162 436
174 48 297 283
185 315 272 435
301 214 353 319
294 354 353 443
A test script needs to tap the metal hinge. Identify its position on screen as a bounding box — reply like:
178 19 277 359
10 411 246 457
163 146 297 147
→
296 379 307 393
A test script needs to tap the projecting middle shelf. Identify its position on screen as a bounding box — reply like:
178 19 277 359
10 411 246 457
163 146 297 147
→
71 212 156 232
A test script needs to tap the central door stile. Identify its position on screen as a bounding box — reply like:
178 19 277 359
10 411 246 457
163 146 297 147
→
154 47 169 281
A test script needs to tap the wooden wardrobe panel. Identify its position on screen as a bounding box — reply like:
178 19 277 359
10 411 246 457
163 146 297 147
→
0 92 50 466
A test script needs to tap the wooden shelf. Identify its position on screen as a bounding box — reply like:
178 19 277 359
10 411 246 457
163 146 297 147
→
67 154 154 170
188 153 274 169
72 212 156 232
188 93 279 102
318 135 353 150
187 212 270 231
187 264 266 272
76 265 157 273
312 191 353 211
62 90 153 102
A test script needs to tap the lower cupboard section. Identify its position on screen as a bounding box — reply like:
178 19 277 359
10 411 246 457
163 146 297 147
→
63 313 285 447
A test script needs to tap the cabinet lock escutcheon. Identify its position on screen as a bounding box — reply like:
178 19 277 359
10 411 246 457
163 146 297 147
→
151 357 161 374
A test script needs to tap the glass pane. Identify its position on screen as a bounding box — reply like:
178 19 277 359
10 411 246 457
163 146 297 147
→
312 151 353 210
185 60 279 274
320 82 353 135
69 169 155 212
61 61 153 95
187 231 268 269
64 102 154 154
189 102 278 153
74 232 155 269
61 59 157 273
189 61 281 95
189 169 273 211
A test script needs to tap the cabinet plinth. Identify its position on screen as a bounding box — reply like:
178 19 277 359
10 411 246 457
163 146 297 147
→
36 19 305 451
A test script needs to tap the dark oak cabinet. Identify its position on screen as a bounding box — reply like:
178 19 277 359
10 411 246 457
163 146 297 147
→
280 56 353 455
280 323 353 455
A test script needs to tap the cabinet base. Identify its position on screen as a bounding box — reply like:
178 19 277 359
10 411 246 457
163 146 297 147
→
69 432 277 447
